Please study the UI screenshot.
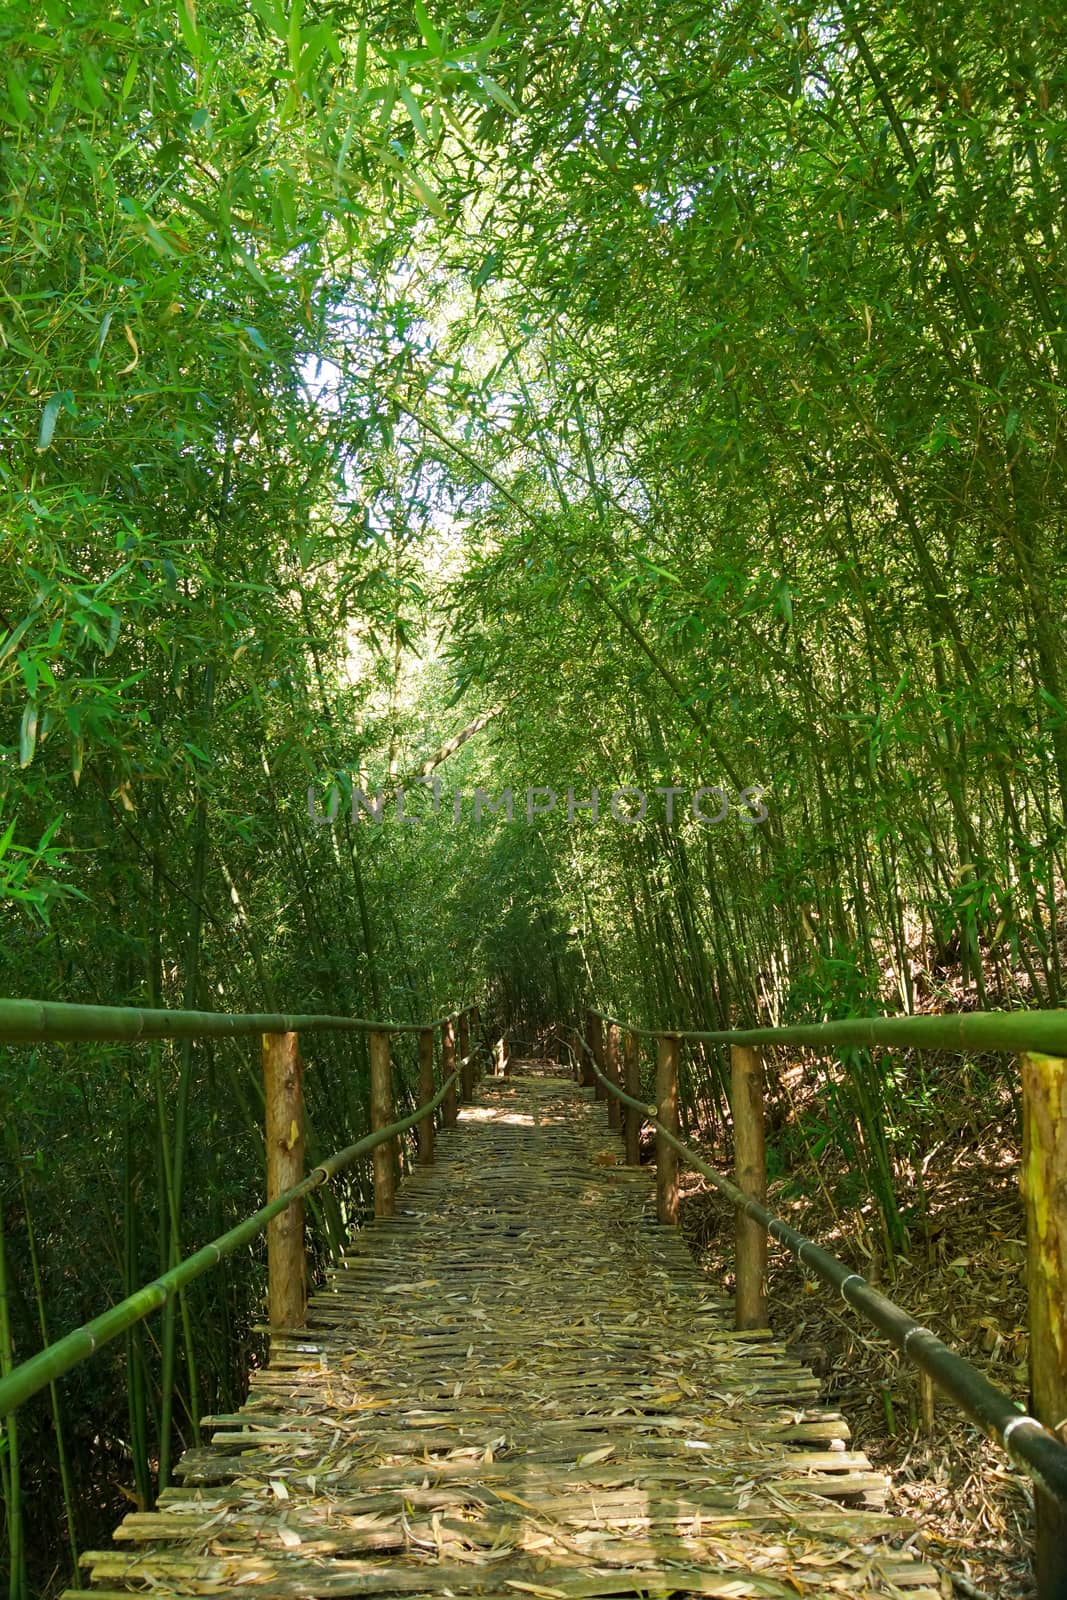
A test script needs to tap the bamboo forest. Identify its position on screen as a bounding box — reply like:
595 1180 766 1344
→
1 1 1066 1597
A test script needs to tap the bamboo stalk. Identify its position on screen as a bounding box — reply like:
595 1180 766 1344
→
11 1108 81 1568
122 1103 151 1517
0 1069 460 1420
1021 1051 1067 1599
159 754 211 1492
0 1192 26 1600
417 1029 435 1166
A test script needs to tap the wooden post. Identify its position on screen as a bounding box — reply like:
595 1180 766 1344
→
655 1034 680 1225
1021 1051 1067 1599
459 1008 473 1102
731 1043 768 1329
589 1010 606 1099
369 1029 396 1217
470 1005 482 1081
581 1010 598 1088
417 1027 435 1167
623 1030 641 1166
262 1031 306 1329
605 1022 623 1131
441 1016 458 1126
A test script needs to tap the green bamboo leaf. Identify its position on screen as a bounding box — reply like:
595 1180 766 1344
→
399 83 429 142
472 251 499 288
413 0 443 54
234 243 270 287
0 616 34 668
19 701 38 768
404 168 446 217
92 309 114 362
37 393 72 452
299 22 340 76
46 64 65 113
104 609 122 656
17 653 38 697
6 67 33 124
80 55 106 108
478 74 519 115
250 0 285 38
177 0 203 60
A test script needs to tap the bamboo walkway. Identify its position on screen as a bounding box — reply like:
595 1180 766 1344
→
75 1067 946 1599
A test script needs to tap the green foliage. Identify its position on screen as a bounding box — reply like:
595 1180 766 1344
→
2 0 1065 1586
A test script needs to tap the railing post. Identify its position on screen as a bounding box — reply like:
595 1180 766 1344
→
1021 1051 1067 1599
655 1034 680 1225
417 1027 435 1167
581 1009 598 1088
369 1029 396 1217
606 1022 623 1131
262 1031 306 1329
441 1016 459 1126
623 1030 641 1165
459 1008 473 1101
470 1004 482 1080
731 1043 768 1329
589 1010 606 1100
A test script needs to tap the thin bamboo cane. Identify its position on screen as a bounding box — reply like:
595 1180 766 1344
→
0 1191 26 1600
0 1068 460 1421
10 1123 81 1584
122 1102 152 1515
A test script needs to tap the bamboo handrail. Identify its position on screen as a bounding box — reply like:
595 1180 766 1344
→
589 1005 1067 1057
0 997 466 1044
573 1028 1067 1515
0 1068 462 1420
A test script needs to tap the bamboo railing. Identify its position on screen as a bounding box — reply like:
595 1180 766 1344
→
0 1000 485 1420
578 1005 1067 1600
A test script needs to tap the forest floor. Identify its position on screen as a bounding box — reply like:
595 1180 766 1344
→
679 1051 1036 1600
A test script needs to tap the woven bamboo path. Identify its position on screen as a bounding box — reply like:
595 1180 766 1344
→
74 1066 946 1598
